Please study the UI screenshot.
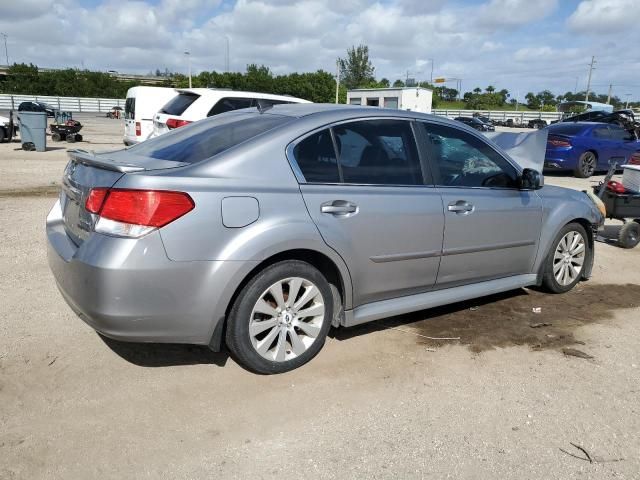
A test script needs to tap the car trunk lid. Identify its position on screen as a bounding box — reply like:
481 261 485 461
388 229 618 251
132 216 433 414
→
60 149 188 245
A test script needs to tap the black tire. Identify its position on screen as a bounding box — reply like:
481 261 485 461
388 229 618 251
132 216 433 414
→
22 142 35 151
225 260 333 374
51 132 61 142
574 151 597 178
541 222 590 294
66 134 76 143
0 127 6 143
618 221 640 249
75 134 83 142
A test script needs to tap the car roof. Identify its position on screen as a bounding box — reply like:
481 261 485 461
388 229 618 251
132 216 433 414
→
176 88 310 103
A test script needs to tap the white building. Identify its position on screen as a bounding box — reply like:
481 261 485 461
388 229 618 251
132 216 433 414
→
346 87 433 113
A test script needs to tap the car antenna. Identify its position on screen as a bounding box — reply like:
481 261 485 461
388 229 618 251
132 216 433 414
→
256 99 273 114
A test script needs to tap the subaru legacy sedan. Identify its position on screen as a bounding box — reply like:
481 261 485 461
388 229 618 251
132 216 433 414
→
47 104 604 374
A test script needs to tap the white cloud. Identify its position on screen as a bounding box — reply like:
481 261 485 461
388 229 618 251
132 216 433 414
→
567 0 640 33
476 0 559 28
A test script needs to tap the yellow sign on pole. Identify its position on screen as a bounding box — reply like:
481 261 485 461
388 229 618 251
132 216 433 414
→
434 77 446 83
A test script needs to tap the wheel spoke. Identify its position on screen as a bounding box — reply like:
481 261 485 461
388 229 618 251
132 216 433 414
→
296 321 321 338
287 277 303 307
269 282 286 309
250 318 279 336
289 329 306 356
571 255 585 266
570 243 585 256
253 299 277 317
293 285 318 311
296 303 325 319
256 325 280 355
274 327 288 362
553 260 563 274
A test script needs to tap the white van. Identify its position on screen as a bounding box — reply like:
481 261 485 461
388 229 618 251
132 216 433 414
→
124 86 178 145
152 88 311 137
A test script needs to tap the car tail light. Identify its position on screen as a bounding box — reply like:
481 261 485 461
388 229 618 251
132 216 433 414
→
135 122 141 136
630 152 640 165
607 181 626 194
85 188 195 238
547 137 571 148
166 118 192 129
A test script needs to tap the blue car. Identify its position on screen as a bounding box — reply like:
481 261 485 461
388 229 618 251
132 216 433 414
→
544 122 640 178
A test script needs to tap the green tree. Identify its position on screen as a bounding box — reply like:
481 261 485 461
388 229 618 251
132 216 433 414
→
393 79 405 87
338 44 375 89
485 85 495 93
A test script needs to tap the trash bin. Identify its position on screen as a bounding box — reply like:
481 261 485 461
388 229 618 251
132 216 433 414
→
17 111 47 152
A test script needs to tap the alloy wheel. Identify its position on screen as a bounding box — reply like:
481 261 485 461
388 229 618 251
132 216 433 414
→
553 231 586 286
249 277 325 362
581 152 596 177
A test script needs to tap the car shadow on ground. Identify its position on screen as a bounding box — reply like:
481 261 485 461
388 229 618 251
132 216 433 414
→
99 334 229 368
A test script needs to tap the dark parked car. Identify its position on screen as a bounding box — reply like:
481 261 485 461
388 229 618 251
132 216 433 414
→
528 119 547 129
18 101 55 117
544 122 640 178
454 116 495 132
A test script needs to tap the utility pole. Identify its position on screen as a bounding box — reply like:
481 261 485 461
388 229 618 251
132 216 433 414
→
625 93 632 109
223 35 230 72
0 33 8 65
574 77 578 94
335 60 340 104
606 83 613 104
428 58 434 83
585 56 596 102
184 51 192 88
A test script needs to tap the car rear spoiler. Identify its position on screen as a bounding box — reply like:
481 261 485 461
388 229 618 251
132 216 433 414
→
484 129 548 173
68 149 189 173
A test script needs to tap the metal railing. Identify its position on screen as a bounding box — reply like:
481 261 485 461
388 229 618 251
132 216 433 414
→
0 94 125 113
433 108 562 124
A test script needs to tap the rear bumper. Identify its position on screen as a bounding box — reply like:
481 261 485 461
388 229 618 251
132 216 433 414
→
544 149 575 170
46 200 252 345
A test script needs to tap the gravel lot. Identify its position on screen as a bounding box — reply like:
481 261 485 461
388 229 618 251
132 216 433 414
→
1 115 639 479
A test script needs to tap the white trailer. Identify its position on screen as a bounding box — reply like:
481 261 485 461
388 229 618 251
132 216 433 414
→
346 87 432 113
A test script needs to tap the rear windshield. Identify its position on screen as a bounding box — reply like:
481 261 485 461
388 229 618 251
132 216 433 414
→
547 124 586 136
160 92 200 115
128 113 291 164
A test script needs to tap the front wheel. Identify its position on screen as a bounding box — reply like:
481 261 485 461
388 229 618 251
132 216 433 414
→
225 260 333 374
574 151 597 178
541 223 590 293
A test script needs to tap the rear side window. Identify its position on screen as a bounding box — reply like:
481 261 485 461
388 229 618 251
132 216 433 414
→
160 92 200 115
608 125 634 141
293 130 340 183
208 97 253 116
128 114 290 164
592 126 610 139
124 98 135 120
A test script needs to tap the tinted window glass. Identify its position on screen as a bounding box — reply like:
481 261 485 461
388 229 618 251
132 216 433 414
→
128 114 289 164
333 120 422 185
548 124 587 136
592 126 610 138
608 125 634 141
207 97 254 116
421 122 518 188
293 130 340 183
160 92 200 115
124 98 135 120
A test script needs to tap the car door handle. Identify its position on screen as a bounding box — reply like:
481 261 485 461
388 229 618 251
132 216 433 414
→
447 200 474 214
321 201 358 216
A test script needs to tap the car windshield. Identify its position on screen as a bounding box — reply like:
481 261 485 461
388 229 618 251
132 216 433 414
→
547 124 587 136
128 112 291 164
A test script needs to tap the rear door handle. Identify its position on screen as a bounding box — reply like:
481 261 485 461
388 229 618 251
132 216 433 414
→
321 201 358 216
447 200 474 214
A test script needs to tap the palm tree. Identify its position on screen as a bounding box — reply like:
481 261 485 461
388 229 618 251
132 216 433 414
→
486 85 496 93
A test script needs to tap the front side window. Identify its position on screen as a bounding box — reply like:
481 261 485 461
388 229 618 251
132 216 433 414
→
420 122 518 188
333 119 422 185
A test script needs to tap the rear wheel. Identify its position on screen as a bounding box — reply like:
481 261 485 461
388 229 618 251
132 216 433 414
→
51 132 61 142
66 134 76 143
225 260 333 374
0 127 6 143
574 151 597 178
618 221 640 249
541 223 589 293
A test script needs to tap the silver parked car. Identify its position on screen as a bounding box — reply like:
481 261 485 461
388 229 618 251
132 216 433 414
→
47 104 604 373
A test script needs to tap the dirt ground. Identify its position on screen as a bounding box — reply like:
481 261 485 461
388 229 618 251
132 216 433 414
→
1 115 639 479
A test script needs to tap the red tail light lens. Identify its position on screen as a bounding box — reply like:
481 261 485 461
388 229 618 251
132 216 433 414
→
547 137 571 148
135 122 141 136
166 118 192 129
85 189 195 227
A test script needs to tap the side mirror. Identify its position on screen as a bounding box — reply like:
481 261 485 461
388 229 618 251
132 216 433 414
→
520 168 543 190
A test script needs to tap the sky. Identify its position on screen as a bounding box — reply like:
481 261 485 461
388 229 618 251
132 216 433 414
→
0 0 639 101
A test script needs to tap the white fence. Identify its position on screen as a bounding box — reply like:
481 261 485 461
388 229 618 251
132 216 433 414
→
433 109 562 124
0 94 125 113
